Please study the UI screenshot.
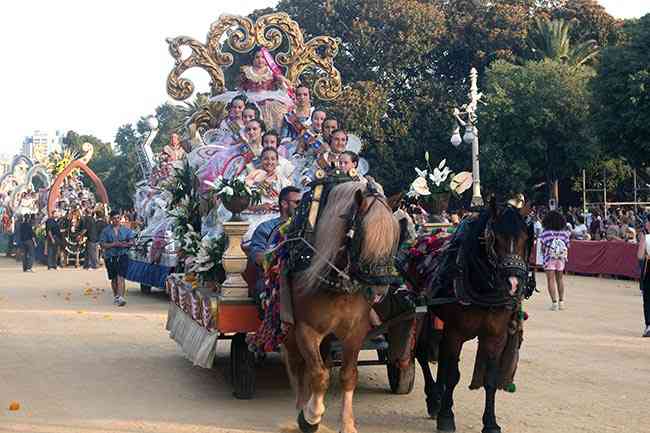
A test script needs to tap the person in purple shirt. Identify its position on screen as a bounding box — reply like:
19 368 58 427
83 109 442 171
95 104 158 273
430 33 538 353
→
540 211 570 311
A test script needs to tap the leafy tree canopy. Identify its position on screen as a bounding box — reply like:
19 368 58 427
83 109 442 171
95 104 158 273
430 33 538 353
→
593 14 650 172
482 59 597 199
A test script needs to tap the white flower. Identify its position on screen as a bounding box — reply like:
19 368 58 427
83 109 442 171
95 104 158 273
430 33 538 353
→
222 186 234 196
414 167 428 178
438 159 447 170
410 176 431 196
450 172 473 194
431 166 451 186
424 151 430 162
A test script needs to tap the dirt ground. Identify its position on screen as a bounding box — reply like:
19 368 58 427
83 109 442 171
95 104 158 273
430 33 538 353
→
1 256 648 433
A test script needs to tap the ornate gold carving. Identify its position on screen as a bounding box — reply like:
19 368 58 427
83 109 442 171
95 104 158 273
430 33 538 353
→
166 12 342 101
79 142 94 164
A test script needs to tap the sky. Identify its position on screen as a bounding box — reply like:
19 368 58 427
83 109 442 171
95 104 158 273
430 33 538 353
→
0 0 648 156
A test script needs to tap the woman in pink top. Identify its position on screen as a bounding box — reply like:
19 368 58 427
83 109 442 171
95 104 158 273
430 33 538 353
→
540 211 570 311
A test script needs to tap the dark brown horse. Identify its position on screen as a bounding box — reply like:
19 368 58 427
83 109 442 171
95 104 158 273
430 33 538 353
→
406 198 533 433
281 181 400 433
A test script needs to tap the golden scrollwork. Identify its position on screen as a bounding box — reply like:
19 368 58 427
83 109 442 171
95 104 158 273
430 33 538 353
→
166 12 342 101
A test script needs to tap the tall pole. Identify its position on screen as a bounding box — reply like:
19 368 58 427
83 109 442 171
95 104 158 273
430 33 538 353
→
471 130 482 207
582 169 587 215
463 68 483 207
603 168 608 219
633 169 638 215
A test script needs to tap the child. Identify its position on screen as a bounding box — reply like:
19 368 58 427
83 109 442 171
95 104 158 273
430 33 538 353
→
338 150 359 174
540 211 570 311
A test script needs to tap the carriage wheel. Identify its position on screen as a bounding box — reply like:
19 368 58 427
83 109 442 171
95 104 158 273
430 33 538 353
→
378 348 415 394
140 284 152 294
230 333 256 399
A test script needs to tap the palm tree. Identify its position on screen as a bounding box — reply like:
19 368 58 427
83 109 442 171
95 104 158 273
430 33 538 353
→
528 18 599 66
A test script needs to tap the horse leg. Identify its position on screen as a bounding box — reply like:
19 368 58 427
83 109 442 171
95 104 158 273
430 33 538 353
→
295 324 328 433
480 335 507 433
339 327 366 433
436 331 462 433
416 315 440 418
282 329 308 410
481 356 501 433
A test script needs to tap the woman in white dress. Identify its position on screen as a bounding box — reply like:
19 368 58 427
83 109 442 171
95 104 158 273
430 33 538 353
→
242 147 292 240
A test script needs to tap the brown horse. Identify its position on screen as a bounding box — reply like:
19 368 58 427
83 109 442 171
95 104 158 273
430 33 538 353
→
407 198 533 433
282 181 400 433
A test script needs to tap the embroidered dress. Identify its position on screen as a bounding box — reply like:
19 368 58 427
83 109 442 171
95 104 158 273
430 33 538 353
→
241 168 292 242
211 66 293 131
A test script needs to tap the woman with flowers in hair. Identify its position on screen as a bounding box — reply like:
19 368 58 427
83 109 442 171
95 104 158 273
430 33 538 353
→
212 48 293 131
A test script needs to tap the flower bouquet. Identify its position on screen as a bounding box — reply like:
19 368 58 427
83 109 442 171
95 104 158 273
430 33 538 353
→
205 176 261 221
188 235 227 288
407 152 473 217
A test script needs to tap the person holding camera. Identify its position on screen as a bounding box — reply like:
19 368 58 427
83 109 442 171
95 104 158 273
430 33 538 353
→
637 217 650 337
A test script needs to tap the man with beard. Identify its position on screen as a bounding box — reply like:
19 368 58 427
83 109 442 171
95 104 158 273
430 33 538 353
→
247 186 302 298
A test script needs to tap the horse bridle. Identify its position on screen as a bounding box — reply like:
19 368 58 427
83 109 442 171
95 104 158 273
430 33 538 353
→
342 185 397 288
483 216 529 295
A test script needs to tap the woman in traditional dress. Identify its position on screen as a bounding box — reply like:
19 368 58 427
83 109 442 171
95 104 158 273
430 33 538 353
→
212 48 293 131
298 129 349 187
204 95 247 147
197 97 254 192
242 147 293 240
280 84 314 145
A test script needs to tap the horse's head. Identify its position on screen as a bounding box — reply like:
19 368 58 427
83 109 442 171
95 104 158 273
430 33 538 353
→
304 180 400 294
486 196 532 297
349 180 400 288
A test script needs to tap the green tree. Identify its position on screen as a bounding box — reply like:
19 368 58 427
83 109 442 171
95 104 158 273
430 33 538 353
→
105 124 142 210
275 0 455 193
593 15 650 174
527 17 600 65
137 102 185 153
482 59 597 203
550 0 622 46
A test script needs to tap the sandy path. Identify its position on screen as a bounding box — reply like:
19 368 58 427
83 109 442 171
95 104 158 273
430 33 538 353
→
1 257 648 433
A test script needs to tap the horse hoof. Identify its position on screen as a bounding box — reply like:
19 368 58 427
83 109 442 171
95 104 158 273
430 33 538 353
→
426 396 441 419
437 415 456 432
481 428 501 433
297 410 319 433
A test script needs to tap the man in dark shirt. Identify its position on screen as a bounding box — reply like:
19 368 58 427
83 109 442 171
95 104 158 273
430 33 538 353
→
81 208 100 269
45 211 62 270
20 214 36 272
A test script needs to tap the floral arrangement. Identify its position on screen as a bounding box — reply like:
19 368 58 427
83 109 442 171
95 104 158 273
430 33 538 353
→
189 235 226 283
204 175 261 208
407 152 473 212
168 195 202 266
408 152 454 198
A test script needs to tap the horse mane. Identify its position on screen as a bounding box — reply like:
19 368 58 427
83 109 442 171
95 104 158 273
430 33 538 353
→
492 206 527 238
302 181 399 291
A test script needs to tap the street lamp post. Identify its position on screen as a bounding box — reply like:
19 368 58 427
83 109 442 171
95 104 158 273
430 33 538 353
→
451 67 484 208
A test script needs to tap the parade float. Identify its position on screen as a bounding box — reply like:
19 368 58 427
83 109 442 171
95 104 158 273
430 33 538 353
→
125 117 181 293
136 12 426 399
0 144 109 264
